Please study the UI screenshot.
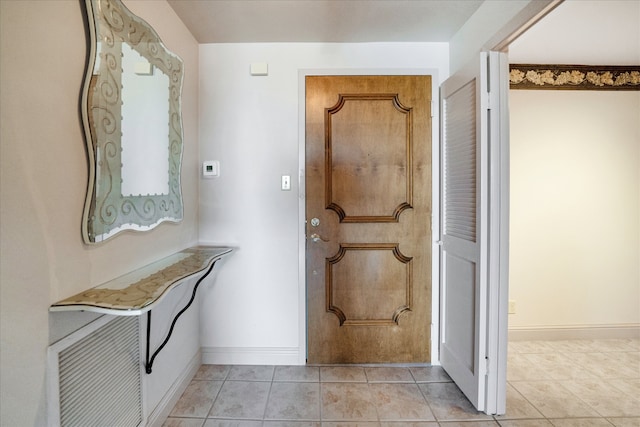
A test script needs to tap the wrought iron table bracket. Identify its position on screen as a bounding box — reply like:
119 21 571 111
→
144 259 217 374
50 246 234 373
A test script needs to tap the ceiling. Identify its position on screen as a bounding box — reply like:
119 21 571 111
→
167 0 484 44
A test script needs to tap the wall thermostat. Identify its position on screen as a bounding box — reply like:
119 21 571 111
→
202 160 220 178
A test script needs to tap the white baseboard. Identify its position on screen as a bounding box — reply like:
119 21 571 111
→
146 350 202 427
508 324 640 341
202 346 301 365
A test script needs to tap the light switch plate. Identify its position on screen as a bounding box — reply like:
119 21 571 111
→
281 175 291 190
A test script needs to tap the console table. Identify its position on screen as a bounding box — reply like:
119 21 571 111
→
50 246 233 373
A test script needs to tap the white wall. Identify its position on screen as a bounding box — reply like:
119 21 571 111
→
509 0 640 66
449 0 557 75
0 1 201 425
198 42 448 364
508 0 640 334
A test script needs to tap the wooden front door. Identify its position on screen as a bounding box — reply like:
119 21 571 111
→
305 75 432 364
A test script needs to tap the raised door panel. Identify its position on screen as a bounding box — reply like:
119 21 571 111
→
306 75 431 364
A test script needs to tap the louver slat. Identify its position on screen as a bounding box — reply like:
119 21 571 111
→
443 80 477 242
57 316 142 427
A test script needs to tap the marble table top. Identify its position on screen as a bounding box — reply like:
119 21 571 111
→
50 246 233 315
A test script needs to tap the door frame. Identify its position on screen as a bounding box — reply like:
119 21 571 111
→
294 0 563 413
297 68 441 365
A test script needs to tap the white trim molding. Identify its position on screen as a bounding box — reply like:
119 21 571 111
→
202 347 300 365
508 324 640 341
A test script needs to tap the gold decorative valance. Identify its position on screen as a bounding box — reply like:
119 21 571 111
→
510 64 640 90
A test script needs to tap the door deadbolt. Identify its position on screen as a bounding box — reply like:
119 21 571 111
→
310 218 320 227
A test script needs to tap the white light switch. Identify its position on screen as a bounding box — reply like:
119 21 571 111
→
281 175 291 191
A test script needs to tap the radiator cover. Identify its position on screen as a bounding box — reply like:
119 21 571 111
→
48 316 143 427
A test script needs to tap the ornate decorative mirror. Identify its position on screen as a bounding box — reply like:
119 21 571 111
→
81 0 184 243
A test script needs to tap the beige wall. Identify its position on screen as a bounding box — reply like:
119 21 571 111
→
507 0 640 335
509 90 640 331
0 1 199 425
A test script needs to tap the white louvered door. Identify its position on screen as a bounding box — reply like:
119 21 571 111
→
439 52 508 413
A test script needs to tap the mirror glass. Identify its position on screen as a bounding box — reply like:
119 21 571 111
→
120 43 170 197
81 0 184 243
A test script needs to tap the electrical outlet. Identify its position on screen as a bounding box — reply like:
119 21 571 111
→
508 300 516 314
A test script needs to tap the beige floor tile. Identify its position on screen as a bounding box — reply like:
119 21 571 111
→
497 421 553 427
163 418 206 427
507 353 554 381
264 382 321 420
209 381 271 419
409 366 452 383
321 383 378 421
596 339 640 352
195 365 230 381
509 381 599 418
617 352 640 377
227 365 275 381
164 339 640 426
606 417 640 427
365 367 415 383
203 420 262 427
170 380 223 418
321 423 380 427
547 340 604 353
622 351 640 361
624 340 640 351
567 353 639 379
417 383 492 422
380 422 439 427
369 383 435 421
549 418 618 427
508 341 557 354
263 422 321 427
561 379 640 417
609 378 640 397
437 421 499 426
521 353 598 380
320 366 368 383
493 383 544 420
274 366 320 382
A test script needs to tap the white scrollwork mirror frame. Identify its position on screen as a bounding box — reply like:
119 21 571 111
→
81 0 184 243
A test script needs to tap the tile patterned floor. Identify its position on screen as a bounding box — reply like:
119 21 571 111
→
164 339 640 427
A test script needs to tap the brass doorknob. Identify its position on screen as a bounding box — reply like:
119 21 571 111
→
309 233 329 243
